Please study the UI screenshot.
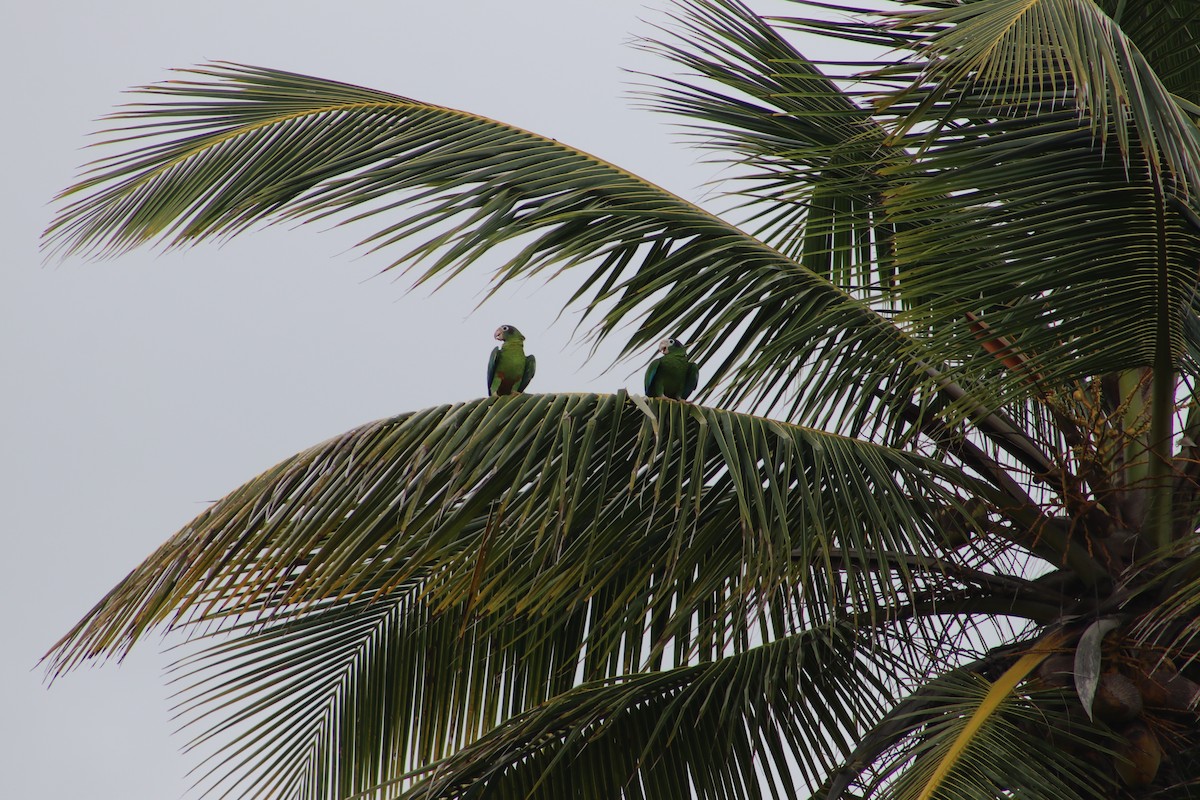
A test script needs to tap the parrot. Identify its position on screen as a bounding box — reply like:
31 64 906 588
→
644 337 699 400
487 324 536 396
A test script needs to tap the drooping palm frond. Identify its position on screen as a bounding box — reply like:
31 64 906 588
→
642 0 899 291
171 617 906 800
167 592 1067 800
879 0 1200 194
884 113 1200 385
42 391 1068 800
42 60 937 426
865 672 1116 800
169 601 418 800
1102 0 1200 107
398 624 901 800
171 594 601 800
41 45 1116 438
808 631 1118 800
46 393 1003 680
757 0 1200 399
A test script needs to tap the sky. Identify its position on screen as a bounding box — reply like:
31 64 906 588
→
4 1 830 797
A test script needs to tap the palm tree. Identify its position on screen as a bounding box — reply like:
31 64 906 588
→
41 0 1200 797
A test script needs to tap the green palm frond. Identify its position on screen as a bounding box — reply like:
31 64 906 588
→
761 0 1200 401
643 0 898 289
884 112 1200 384
46 393 991 679
171 596 586 800
855 671 1116 800
46 390 1064 800
169 601 415 800
168 571 1057 800
170 619 903 800
906 634 1064 800
1104 0 1200 106
42 61 932 424
879 0 1200 195
400 625 898 800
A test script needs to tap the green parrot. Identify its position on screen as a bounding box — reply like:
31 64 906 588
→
644 337 699 400
488 324 536 396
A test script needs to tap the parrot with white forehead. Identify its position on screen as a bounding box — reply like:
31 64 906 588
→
487 324 536 396
644 337 699 400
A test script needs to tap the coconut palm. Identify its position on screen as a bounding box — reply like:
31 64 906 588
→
41 0 1200 797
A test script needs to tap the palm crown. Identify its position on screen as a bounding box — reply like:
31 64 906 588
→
41 0 1200 798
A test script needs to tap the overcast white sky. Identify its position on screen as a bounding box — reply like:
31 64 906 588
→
4 1 836 797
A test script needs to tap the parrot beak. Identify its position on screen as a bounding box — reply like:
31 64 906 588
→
658 338 671 355
494 327 506 341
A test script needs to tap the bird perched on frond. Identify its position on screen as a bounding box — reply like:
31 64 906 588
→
644 337 699 400
488 324 536 396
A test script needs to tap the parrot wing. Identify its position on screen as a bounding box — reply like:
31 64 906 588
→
487 346 501 395
684 361 700 400
644 357 662 396
517 354 537 392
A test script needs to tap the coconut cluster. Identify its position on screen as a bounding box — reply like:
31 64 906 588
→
1035 648 1200 787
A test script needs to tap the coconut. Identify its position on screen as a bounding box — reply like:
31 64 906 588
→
1115 722 1162 787
1146 669 1200 711
1092 671 1144 723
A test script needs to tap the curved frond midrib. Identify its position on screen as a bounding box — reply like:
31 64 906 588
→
46 61 966 436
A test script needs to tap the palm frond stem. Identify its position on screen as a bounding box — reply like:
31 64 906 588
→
913 631 1068 800
922 367 1056 478
891 393 1108 585
818 637 1045 800
1150 175 1179 550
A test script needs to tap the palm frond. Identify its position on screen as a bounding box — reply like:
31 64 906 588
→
879 0 1200 198
642 0 898 289
1103 0 1200 107
42 61 935 425
397 624 899 800
908 632 1064 800
169 595 594 800
857 670 1116 800
166 556 1064 800
169 601 414 800
771 1 1200 397
885 112 1200 384
170 619 905 800
46 393 993 679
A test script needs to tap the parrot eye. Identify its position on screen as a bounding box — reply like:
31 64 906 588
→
502 325 512 332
